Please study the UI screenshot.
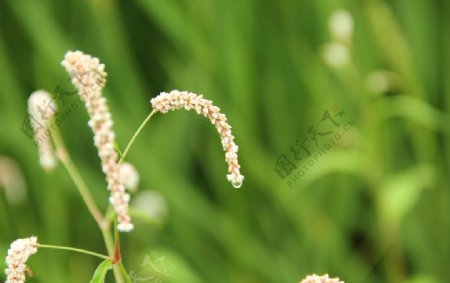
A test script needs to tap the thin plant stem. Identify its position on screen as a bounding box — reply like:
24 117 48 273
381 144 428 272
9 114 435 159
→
114 141 124 160
102 227 124 283
49 127 105 227
104 205 115 223
101 228 114 257
119 262 133 283
39 244 110 260
0 189 14 238
50 126 124 283
120 111 156 163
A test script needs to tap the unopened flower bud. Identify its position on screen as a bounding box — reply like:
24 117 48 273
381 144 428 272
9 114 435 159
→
28 90 57 170
119 162 140 192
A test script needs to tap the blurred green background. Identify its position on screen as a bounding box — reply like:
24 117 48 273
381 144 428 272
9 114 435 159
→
0 0 449 282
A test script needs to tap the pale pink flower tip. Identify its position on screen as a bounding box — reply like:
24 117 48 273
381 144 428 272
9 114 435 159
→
4 236 39 283
150 90 244 188
300 274 344 283
60 50 107 98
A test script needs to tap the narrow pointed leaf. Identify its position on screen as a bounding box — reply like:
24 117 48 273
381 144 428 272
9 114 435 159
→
89 259 112 283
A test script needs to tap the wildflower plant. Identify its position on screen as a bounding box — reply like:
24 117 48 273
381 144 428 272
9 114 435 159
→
5 50 245 282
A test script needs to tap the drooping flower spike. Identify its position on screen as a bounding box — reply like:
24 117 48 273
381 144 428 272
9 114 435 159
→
4 236 39 283
61 51 133 232
151 90 244 188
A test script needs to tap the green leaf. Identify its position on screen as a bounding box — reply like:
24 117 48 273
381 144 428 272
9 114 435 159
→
89 260 112 283
114 141 124 160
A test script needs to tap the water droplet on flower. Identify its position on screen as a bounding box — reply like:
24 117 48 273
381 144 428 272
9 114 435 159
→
231 180 242 189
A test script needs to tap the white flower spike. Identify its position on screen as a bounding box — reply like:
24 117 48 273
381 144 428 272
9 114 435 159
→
61 50 133 232
4 236 39 283
151 90 244 188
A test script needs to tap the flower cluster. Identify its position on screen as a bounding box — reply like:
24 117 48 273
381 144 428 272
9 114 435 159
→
28 90 57 170
300 274 344 283
4 236 39 283
150 90 244 188
61 51 133 232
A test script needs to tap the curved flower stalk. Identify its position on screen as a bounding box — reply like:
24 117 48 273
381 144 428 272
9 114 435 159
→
150 90 244 188
28 90 57 170
300 274 344 283
4 236 39 283
61 51 133 232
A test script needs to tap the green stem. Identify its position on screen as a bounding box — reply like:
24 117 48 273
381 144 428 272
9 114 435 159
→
104 205 115 223
50 126 124 282
49 127 105 227
119 262 133 283
101 227 124 283
0 188 14 238
101 228 114 258
107 110 156 281
120 111 156 163
39 244 110 260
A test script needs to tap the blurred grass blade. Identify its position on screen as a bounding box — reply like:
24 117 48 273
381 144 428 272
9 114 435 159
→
379 164 435 223
377 95 450 135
